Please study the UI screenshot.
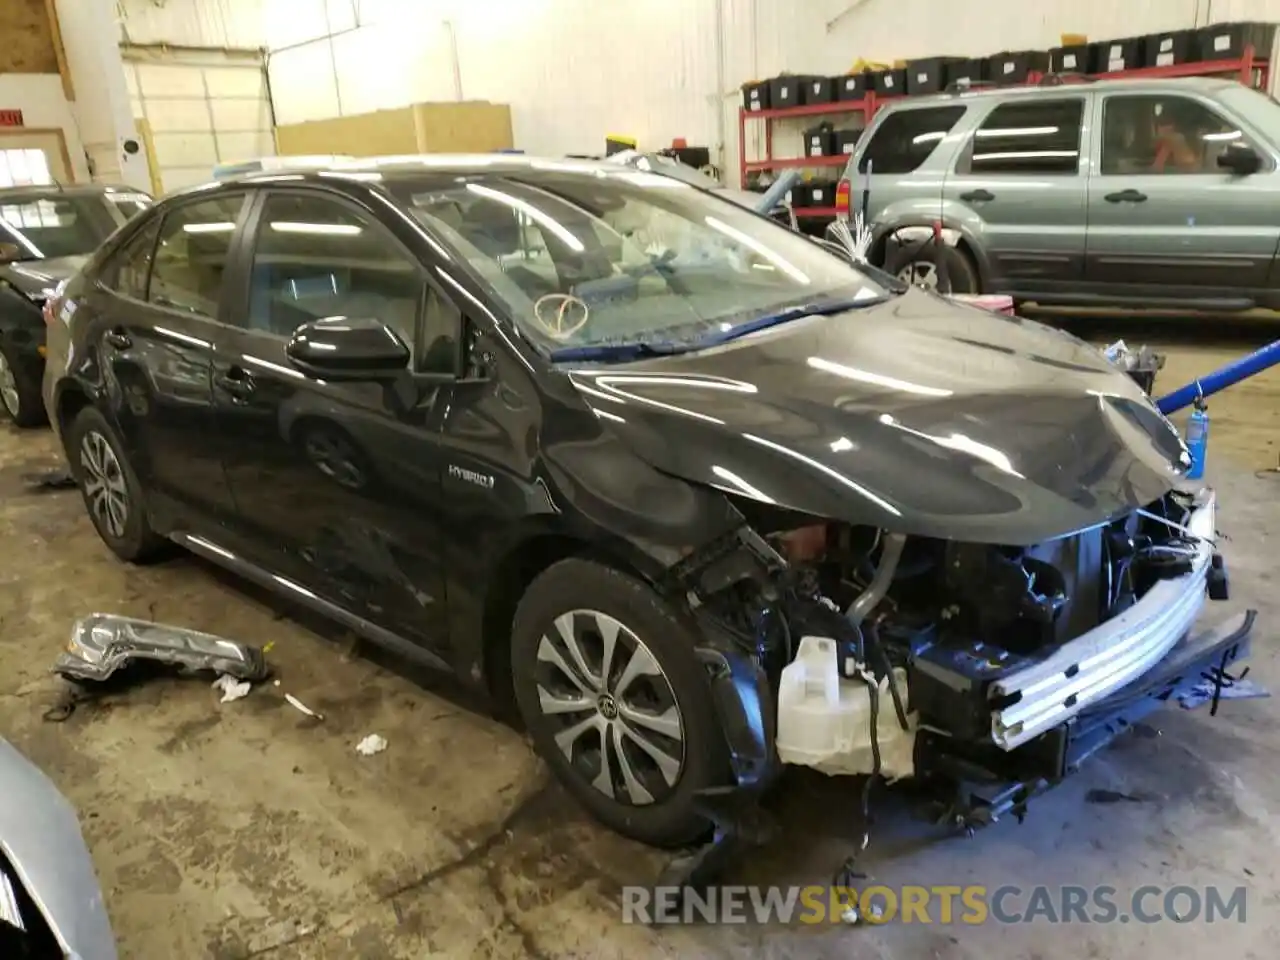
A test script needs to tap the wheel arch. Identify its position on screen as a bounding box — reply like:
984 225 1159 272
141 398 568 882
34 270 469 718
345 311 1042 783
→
478 529 668 712
871 217 993 291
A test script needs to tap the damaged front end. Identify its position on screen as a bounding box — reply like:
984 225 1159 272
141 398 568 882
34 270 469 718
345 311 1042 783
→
670 486 1254 873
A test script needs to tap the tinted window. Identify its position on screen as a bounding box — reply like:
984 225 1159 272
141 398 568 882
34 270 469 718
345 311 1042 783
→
105 219 161 300
245 193 422 346
1102 94 1252 175
149 195 245 318
420 287 461 375
965 99 1084 174
859 106 966 174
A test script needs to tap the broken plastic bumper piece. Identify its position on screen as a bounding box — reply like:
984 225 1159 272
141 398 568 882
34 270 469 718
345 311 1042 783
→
991 492 1219 749
53 614 269 683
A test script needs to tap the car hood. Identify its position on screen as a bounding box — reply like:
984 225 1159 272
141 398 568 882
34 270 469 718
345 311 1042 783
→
0 255 88 302
568 288 1188 545
0 737 117 959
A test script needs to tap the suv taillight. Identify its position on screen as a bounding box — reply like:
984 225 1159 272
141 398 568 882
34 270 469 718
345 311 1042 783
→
835 178 851 215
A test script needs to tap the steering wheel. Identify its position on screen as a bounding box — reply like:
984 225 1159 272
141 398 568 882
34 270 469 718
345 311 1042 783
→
533 293 591 341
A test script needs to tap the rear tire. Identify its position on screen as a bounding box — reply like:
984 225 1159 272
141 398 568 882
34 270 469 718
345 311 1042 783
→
0 345 45 428
889 243 980 295
510 558 728 847
67 406 166 563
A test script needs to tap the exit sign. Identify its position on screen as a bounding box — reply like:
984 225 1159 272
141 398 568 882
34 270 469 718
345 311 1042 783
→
0 110 24 127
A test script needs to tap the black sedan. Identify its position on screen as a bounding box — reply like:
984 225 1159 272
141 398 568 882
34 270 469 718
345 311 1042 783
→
0 184 150 425
42 157 1248 854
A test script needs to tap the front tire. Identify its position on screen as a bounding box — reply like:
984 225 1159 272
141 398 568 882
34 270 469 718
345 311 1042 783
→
510 559 728 847
67 406 166 562
0 345 45 428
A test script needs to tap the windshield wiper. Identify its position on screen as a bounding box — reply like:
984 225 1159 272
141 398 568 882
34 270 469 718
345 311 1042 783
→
702 295 893 347
549 339 693 363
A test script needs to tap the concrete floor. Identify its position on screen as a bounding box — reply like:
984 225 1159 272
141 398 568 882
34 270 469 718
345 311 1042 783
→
0 322 1277 959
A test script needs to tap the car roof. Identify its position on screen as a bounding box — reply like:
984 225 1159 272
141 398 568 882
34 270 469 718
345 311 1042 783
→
170 154 629 200
882 74 1242 111
0 183 145 200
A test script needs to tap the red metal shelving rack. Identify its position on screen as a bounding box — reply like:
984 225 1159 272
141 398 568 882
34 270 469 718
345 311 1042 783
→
739 44 1269 218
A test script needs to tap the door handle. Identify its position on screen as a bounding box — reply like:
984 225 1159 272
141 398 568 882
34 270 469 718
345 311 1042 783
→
214 368 256 399
959 189 995 202
1104 189 1147 203
104 328 132 350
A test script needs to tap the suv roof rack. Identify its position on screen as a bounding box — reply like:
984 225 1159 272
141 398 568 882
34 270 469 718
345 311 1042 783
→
1037 71 1097 86
945 79 998 94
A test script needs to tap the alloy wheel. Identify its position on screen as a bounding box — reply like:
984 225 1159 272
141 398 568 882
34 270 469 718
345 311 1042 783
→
0 352 19 418
898 261 939 289
534 610 685 806
80 430 130 538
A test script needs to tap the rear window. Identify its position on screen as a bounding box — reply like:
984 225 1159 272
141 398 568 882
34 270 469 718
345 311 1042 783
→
961 98 1085 175
858 105 966 174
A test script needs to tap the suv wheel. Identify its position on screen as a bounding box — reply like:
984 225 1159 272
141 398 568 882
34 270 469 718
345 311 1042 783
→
0 346 45 428
67 406 166 562
510 558 727 847
892 245 980 295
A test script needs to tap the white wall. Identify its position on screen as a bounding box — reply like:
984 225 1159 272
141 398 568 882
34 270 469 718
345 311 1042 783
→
181 0 1280 175
0 74 89 182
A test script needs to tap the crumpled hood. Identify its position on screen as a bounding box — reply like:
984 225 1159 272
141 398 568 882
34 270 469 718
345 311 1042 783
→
569 288 1188 545
0 255 88 302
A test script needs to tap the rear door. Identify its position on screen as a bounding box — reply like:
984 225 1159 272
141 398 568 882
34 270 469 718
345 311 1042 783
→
855 104 966 223
944 94 1091 291
94 194 248 522
1085 90 1280 303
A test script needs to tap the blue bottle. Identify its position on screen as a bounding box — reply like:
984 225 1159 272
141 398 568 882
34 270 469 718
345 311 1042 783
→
1185 396 1210 481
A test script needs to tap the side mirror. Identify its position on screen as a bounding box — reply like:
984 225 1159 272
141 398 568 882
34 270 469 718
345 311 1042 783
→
286 316 410 381
1218 142 1261 176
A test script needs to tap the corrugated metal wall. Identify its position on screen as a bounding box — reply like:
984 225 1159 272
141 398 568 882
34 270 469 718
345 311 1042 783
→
126 0 1280 176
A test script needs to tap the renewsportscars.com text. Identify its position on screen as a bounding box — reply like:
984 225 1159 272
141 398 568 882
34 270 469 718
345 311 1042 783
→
621 884 1248 925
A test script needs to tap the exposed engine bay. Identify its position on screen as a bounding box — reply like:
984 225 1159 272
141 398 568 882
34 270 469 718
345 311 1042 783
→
671 486 1250 841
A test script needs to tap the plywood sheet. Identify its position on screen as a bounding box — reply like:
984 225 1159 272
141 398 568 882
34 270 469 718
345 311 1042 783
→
0 0 59 74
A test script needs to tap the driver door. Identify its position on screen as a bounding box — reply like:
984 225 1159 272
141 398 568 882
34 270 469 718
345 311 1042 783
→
211 188 456 654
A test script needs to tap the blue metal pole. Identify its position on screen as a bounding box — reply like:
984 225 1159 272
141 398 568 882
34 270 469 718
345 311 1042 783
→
1156 338 1280 415
754 169 802 215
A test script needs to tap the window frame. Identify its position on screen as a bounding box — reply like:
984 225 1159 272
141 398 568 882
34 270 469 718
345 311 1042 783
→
143 190 252 323
955 95 1088 177
100 214 163 304
1097 91 1274 176
234 186 463 376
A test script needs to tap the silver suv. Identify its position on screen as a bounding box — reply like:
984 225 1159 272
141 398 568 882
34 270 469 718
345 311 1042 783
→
839 76 1280 311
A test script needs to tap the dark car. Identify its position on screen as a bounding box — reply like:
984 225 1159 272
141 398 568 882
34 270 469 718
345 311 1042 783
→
42 157 1250 854
0 184 150 426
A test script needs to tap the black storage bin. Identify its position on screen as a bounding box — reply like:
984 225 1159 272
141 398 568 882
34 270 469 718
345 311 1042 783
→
743 81 771 111
800 75 836 105
804 123 837 158
1092 37 1145 73
986 50 1050 84
1049 44 1094 75
944 58 987 88
1145 29 1198 67
768 76 802 110
1195 21 1276 61
870 67 907 96
907 57 965 94
795 181 837 209
834 72 869 101
834 128 862 156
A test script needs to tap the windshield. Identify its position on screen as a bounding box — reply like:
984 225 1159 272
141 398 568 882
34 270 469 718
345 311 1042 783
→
395 169 889 354
0 195 122 260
